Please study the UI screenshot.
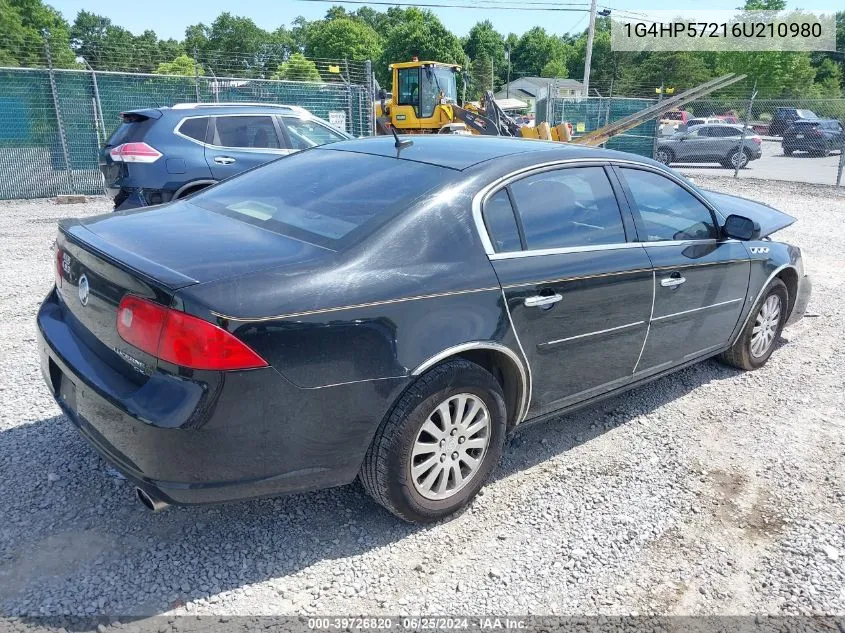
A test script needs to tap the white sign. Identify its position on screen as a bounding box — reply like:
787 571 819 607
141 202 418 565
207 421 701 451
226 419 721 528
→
328 111 347 131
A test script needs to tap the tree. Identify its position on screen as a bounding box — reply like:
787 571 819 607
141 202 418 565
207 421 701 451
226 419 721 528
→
186 13 288 77
511 27 568 78
272 52 322 82
377 8 465 86
540 59 567 78
305 18 381 61
155 54 200 76
621 51 713 96
469 50 493 100
463 21 506 88
1 0 76 68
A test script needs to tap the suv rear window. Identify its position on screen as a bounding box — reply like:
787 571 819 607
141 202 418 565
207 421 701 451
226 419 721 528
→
178 117 209 142
189 149 451 249
793 120 820 128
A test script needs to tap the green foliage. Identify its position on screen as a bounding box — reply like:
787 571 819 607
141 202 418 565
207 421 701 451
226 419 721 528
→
305 18 381 62
377 9 465 87
468 50 493 100
463 21 507 87
184 12 291 78
511 27 569 78
540 59 567 78
1 0 76 68
154 54 201 77
272 53 322 82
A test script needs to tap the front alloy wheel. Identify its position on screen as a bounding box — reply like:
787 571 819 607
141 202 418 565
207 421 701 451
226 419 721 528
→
750 294 781 358
718 278 788 370
656 149 672 165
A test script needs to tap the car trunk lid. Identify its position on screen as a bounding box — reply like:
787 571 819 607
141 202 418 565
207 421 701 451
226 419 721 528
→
64 200 333 287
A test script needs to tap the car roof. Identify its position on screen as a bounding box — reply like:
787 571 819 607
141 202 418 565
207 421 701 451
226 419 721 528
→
320 135 640 171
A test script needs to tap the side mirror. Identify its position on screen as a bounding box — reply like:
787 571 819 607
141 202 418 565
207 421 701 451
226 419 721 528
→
723 214 761 241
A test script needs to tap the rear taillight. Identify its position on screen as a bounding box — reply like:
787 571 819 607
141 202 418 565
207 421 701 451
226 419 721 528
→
109 142 162 163
116 295 267 371
751 136 761 145
811 129 824 137
55 248 63 288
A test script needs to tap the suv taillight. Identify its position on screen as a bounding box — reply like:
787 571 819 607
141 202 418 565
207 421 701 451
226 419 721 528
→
109 142 162 163
116 296 268 371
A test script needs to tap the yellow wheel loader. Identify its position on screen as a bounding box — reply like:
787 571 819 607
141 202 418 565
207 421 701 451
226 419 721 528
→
374 59 573 141
375 58 747 147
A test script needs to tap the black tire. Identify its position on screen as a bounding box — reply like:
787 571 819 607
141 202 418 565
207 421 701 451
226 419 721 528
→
718 279 788 371
360 359 507 523
727 148 750 169
783 147 793 156
655 148 673 165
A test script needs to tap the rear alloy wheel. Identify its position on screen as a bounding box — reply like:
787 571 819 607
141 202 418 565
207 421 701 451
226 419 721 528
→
728 148 750 169
655 148 673 165
360 359 506 523
718 279 788 370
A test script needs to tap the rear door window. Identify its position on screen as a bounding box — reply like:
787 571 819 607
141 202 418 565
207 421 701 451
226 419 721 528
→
508 166 627 250
189 149 451 249
619 168 717 242
212 116 281 149
483 189 522 253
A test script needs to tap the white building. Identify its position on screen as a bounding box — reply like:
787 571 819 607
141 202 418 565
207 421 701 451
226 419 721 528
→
493 77 585 113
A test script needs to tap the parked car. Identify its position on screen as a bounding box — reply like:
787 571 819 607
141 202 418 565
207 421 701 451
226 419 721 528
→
40 135 811 523
100 103 352 210
655 124 762 168
659 110 691 135
769 107 818 136
684 117 726 129
715 114 739 124
782 119 844 156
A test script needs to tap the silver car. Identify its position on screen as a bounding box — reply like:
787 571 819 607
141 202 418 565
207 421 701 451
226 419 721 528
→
656 124 763 169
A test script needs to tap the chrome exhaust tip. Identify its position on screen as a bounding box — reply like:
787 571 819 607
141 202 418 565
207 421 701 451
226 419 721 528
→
136 487 169 512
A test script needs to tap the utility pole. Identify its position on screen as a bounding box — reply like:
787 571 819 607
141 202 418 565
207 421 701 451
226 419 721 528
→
491 56 494 93
505 47 511 98
583 0 598 99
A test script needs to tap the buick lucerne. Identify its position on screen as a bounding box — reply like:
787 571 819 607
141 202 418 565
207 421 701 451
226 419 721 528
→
38 135 811 523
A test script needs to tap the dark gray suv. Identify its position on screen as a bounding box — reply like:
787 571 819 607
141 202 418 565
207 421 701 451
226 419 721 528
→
100 103 351 210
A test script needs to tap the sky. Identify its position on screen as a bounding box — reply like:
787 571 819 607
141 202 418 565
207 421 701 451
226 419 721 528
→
52 0 842 40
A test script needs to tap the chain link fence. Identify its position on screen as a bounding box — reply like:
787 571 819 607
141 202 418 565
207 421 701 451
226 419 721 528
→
0 59 375 200
541 84 845 187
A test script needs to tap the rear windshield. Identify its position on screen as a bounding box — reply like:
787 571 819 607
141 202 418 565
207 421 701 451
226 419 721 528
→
797 110 817 119
189 149 452 249
106 114 154 148
793 120 820 128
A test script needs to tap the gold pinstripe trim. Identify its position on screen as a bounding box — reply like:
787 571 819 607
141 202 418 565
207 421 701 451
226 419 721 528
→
211 286 502 322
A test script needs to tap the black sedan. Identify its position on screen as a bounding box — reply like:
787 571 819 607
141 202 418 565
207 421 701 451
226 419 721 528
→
38 135 811 523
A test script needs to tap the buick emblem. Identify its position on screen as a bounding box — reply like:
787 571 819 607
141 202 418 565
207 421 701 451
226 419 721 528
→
78 274 90 306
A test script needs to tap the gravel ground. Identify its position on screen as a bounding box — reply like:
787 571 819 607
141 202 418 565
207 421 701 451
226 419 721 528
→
0 179 843 620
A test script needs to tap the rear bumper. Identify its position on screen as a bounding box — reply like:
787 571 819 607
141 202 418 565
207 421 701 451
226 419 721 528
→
782 140 829 153
786 274 812 326
37 289 403 505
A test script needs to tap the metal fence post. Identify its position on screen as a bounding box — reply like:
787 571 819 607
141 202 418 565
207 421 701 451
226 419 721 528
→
43 34 75 194
193 49 201 103
82 57 106 143
365 60 375 135
344 59 353 136
837 136 845 187
651 82 664 160
734 80 757 179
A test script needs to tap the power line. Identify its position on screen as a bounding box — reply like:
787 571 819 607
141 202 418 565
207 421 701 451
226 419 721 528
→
294 0 590 10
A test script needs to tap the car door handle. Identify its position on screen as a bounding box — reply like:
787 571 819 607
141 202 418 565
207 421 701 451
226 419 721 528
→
213 156 236 165
524 293 563 307
660 276 687 288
